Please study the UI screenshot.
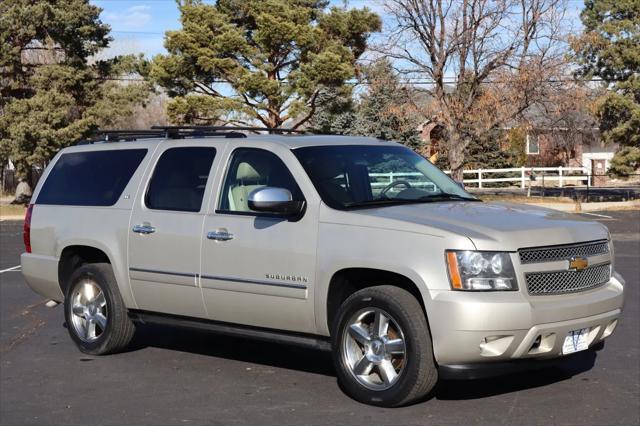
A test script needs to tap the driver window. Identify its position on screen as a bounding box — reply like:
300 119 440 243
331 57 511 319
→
219 148 303 213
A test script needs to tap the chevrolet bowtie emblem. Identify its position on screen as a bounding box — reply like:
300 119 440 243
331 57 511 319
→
568 256 588 272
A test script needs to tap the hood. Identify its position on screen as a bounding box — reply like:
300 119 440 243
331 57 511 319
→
327 201 609 251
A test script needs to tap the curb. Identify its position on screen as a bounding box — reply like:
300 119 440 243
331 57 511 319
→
523 201 640 212
0 215 25 221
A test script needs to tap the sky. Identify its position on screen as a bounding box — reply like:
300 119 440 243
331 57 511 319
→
93 0 587 60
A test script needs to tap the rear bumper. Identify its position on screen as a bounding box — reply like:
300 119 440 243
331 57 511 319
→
428 273 624 365
21 253 63 301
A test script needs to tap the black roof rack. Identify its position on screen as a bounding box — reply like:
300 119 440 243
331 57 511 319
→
151 125 305 136
77 125 305 145
152 125 304 133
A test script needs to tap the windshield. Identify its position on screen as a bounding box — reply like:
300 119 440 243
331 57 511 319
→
293 144 478 210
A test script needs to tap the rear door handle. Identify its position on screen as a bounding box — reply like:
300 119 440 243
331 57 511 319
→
207 229 234 241
132 224 156 234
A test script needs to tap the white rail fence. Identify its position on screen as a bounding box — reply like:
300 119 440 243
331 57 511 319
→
371 166 591 189
445 166 591 188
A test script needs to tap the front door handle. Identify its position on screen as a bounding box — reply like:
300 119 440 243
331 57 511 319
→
132 224 156 234
207 229 234 241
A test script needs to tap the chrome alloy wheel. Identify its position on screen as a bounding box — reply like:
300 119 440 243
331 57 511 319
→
69 279 108 342
342 308 406 391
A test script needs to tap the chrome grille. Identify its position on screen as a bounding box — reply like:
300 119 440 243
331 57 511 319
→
519 240 609 264
525 263 611 295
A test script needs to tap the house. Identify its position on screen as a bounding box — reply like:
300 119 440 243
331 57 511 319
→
417 111 617 185
524 127 618 185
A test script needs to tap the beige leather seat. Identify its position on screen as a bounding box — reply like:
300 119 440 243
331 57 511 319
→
228 159 272 212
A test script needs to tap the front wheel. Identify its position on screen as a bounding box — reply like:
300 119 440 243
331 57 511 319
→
64 263 135 355
332 286 438 407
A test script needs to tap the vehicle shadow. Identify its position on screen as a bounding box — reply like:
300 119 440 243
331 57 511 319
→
129 323 336 377
129 323 598 401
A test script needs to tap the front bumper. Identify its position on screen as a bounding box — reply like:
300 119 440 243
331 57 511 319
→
438 346 603 380
428 273 624 365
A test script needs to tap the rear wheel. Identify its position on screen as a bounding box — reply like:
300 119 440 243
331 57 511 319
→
64 263 135 355
332 285 438 407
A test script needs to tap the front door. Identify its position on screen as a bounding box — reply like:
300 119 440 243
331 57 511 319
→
200 147 318 333
128 144 219 318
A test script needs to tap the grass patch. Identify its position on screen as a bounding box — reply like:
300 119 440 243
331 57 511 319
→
0 204 26 218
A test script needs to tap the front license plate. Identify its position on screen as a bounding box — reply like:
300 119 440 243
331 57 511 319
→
562 328 590 354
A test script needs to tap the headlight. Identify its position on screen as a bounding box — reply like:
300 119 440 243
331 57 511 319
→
446 251 517 291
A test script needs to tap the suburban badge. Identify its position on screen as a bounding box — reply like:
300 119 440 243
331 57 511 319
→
265 273 308 283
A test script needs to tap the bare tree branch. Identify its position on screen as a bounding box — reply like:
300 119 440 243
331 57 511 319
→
379 0 570 179
290 90 320 130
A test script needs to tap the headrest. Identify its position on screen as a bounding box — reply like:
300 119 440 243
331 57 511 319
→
235 156 272 182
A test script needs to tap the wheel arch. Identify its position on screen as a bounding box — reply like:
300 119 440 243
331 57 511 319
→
56 242 135 309
58 245 113 296
325 268 430 335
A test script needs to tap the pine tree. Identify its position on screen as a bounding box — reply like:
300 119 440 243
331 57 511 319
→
572 0 640 177
151 0 380 129
310 59 422 148
0 0 151 193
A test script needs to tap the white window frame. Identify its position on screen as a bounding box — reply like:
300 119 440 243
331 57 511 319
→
526 133 540 155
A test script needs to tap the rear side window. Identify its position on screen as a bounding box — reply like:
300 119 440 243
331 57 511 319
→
145 147 216 212
37 149 147 206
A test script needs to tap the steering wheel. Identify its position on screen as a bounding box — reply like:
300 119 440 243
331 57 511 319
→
380 180 412 197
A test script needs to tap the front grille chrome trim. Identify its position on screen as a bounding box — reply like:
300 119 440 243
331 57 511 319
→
525 263 611 295
518 240 609 264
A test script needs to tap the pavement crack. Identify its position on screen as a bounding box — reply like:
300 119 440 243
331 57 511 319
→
1 299 48 354
0 317 46 354
15 299 47 319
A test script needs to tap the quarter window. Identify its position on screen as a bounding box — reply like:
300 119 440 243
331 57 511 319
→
145 147 216 212
37 149 147 206
219 148 303 213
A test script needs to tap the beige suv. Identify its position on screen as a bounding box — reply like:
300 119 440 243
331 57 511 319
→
21 128 625 407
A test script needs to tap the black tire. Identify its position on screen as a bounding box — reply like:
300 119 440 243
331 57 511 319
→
331 285 438 407
64 263 135 355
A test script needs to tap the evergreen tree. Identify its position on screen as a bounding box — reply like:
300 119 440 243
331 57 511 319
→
0 0 151 192
307 86 355 135
310 59 422 148
351 60 422 148
572 0 640 176
151 0 380 129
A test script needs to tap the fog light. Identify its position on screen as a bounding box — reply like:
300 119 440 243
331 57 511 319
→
479 335 514 357
602 319 618 339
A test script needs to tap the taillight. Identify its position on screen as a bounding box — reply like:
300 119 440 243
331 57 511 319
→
23 204 33 253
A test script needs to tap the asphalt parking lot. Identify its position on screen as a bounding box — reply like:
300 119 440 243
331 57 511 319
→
1 211 638 426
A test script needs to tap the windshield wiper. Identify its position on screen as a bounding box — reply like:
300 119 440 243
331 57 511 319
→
344 198 425 208
344 193 480 208
417 192 480 202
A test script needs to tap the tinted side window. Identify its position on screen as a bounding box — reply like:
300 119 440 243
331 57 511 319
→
37 149 147 206
145 147 216 212
219 148 303 213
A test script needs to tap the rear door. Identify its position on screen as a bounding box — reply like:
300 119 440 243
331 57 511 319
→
128 142 220 318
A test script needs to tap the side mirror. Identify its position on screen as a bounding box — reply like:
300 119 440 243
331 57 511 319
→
248 187 304 215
